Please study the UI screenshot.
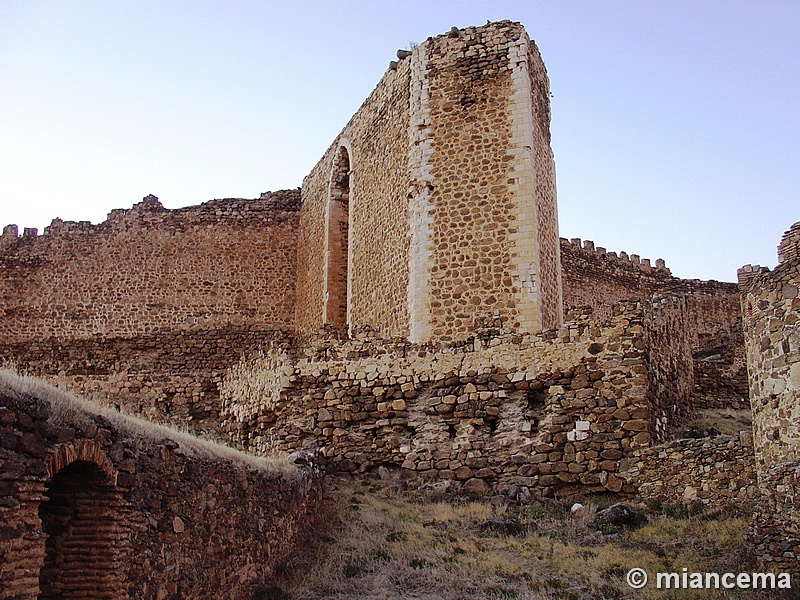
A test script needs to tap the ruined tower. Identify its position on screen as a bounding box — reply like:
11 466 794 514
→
295 21 562 343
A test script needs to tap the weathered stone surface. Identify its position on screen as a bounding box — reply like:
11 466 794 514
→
0 377 322 599
739 221 800 572
624 434 757 509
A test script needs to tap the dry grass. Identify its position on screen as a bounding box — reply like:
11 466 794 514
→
0 367 296 476
694 408 752 436
274 477 782 600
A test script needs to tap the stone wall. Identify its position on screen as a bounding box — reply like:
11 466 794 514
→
624 433 757 510
295 58 411 337
560 237 671 321
297 21 561 343
561 238 746 407
0 192 299 433
643 292 695 440
749 461 800 570
739 220 800 571
738 227 800 466
0 191 299 340
220 298 694 498
0 371 321 600
0 326 288 435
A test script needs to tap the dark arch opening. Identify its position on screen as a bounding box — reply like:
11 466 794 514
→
325 146 351 328
38 460 122 599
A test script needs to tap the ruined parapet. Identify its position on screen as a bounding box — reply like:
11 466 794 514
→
737 263 771 286
0 224 19 249
0 191 301 341
221 297 694 499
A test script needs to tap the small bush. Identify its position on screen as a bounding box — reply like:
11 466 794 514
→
343 564 365 578
663 503 689 520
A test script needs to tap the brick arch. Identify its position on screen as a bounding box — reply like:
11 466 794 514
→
46 439 118 483
39 441 126 599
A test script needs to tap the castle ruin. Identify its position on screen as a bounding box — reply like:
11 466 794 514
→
0 20 796 593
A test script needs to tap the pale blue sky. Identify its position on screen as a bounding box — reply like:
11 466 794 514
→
1 1 798 282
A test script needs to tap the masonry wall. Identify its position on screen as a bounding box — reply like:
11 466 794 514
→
412 22 561 341
297 21 561 343
738 232 800 466
0 191 299 340
221 298 693 498
624 433 757 510
561 238 747 407
560 238 671 321
0 372 321 599
643 293 695 441
0 193 299 432
295 55 412 337
739 220 800 571
0 327 288 434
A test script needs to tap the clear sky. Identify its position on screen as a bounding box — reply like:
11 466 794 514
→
1 1 797 282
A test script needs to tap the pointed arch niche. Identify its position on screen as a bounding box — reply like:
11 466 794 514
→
324 145 351 329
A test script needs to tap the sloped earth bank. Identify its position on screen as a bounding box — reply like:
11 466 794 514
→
271 475 793 600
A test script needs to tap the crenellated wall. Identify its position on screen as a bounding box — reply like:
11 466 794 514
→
0 371 322 599
560 237 671 321
561 237 746 407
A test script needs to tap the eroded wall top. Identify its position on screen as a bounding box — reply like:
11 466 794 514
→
0 191 300 341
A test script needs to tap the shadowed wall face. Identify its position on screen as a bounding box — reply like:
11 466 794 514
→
324 147 351 329
0 384 322 599
39 460 123 599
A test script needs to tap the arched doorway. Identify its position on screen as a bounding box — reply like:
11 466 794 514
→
38 459 123 599
324 146 351 328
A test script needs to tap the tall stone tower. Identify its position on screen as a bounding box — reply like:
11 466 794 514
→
296 21 562 343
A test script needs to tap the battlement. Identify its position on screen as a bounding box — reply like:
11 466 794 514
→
562 237 670 276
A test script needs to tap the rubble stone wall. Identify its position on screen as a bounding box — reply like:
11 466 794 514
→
749 460 800 570
625 433 757 510
221 299 693 498
739 220 800 571
0 191 300 341
297 21 561 343
643 293 695 441
561 238 746 406
0 326 288 434
0 375 321 600
739 233 800 466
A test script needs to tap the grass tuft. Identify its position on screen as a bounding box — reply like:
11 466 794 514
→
0 368 297 476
